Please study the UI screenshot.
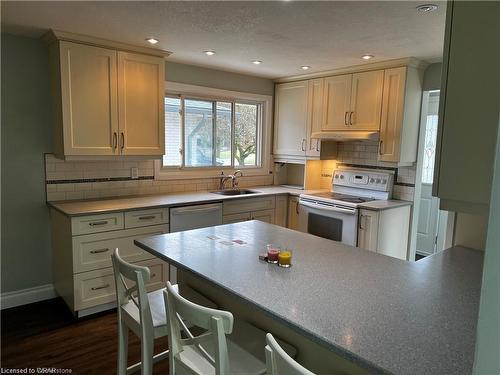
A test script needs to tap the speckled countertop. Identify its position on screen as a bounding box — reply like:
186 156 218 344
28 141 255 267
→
47 186 317 216
135 221 483 375
47 185 410 216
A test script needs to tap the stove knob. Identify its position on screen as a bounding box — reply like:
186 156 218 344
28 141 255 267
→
382 179 387 184
340 175 345 180
334 174 339 179
369 178 375 183
376 178 381 184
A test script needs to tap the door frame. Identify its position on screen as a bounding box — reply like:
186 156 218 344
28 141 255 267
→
408 90 455 261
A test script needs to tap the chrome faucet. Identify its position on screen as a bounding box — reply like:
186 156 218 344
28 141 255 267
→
218 170 243 190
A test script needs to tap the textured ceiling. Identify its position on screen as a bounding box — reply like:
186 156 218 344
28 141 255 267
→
1 1 446 79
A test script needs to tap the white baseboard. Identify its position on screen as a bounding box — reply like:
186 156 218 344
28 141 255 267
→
1 284 57 310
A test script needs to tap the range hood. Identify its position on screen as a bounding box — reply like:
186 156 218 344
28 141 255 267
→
311 131 379 142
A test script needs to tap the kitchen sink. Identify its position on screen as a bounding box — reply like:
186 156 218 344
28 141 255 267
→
211 189 260 196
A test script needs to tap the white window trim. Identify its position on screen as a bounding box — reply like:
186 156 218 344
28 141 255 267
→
155 82 273 181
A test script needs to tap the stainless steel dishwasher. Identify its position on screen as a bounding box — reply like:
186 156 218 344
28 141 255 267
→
169 203 223 233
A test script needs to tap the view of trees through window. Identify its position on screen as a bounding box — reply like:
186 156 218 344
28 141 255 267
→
163 96 260 169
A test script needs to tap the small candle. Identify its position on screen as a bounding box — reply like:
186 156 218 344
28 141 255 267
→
266 244 280 263
278 250 292 267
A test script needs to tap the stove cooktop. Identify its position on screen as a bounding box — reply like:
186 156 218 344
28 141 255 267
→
302 192 376 204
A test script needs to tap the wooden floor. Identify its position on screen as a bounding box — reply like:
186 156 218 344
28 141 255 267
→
1 298 169 374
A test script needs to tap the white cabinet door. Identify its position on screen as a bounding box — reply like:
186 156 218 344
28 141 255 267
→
274 81 308 158
358 209 379 252
379 67 407 162
118 52 165 156
59 42 119 156
287 196 300 230
275 195 288 227
223 212 251 224
322 74 352 131
349 70 384 130
251 209 275 224
306 78 324 158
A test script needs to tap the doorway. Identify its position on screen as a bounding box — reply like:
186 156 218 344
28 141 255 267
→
410 91 454 260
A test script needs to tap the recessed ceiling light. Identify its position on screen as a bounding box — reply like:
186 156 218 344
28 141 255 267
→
301 66 311 70
145 38 159 45
361 54 374 60
252 60 262 65
204 50 216 56
416 4 438 12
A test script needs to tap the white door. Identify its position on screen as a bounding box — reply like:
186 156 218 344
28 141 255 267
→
349 70 384 130
59 42 119 156
322 74 352 131
117 52 165 156
416 184 440 254
273 81 308 157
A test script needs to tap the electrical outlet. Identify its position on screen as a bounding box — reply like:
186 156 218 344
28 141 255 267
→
131 167 139 179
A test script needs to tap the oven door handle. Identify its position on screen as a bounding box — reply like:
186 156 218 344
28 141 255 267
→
299 200 357 215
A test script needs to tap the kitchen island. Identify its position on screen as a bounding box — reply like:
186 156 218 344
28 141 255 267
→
134 221 483 375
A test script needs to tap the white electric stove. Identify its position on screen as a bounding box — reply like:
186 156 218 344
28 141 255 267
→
299 168 394 246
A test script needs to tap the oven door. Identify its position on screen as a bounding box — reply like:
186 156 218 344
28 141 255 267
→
298 199 358 246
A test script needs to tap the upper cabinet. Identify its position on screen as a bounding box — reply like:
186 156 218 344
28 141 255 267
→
432 1 500 214
45 31 168 159
274 59 424 165
322 71 383 131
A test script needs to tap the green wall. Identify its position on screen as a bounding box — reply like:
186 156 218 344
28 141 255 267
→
423 62 442 91
165 61 274 95
1 33 53 292
0 33 274 294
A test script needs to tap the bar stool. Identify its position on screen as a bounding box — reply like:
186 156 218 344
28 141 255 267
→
163 281 297 375
111 249 215 375
265 333 315 375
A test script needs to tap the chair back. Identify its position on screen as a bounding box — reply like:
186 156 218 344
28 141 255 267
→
163 281 234 375
265 333 315 375
111 248 153 331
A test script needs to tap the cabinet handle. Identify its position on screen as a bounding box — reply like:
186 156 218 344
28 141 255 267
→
91 284 110 291
138 215 156 220
88 220 109 226
150 273 156 278
344 111 349 126
349 112 354 125
359 215 364 230
120 132 125 150
379 140 384 155
112 132 117 150
316 139 320 152
90 248 109 254
301 139 306 151
295 202 299 215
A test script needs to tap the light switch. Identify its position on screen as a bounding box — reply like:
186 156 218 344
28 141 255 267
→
131 167 139 179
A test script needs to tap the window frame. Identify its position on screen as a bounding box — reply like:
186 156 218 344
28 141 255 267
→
155 82 273 180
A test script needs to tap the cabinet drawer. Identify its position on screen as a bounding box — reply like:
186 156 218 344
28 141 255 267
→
72 213 124 235
223 212 251 224
223 196 276 215
125 208 169 229
74 259 168 311
72 224 169 273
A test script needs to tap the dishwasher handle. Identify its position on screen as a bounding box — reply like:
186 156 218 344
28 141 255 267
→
171 203 222 215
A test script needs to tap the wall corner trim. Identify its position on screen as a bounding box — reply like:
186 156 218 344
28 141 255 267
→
1 284 56 310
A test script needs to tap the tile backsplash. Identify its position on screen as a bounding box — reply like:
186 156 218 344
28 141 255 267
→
335 141 416 201
45 155 273 202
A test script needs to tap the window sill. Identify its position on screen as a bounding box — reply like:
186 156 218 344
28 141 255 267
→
154 161 271 180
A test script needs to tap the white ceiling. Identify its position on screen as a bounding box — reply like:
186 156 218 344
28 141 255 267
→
1 1 446 79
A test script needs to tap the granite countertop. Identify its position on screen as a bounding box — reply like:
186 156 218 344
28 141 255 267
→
358 199 412 210
135 221 483 375
47 186 324 216
47 185 411 216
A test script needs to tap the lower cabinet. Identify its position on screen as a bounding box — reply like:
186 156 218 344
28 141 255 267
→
287 196 300 230
357 206 411 260
275 195 288 227
50 207 170 316
223 196 276 224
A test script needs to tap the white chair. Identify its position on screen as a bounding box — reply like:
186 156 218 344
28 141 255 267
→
111 249 216 375
265 333 315 375
163 281 297 375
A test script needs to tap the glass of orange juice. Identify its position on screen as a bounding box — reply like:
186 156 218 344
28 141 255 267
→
278 249 292 268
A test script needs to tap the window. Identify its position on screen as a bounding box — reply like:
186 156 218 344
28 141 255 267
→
163 97 262 169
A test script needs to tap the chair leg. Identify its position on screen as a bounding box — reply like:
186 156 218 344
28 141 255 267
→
141 336 154 375
117 320 129 375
